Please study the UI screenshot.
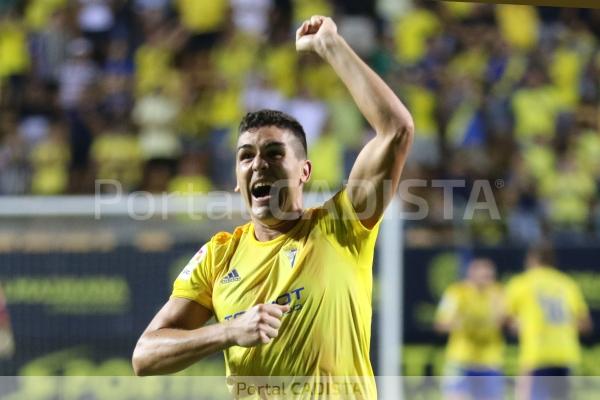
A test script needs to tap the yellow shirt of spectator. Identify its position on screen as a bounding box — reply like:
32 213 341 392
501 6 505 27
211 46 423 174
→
168 175 213 195
24 0 66 31
505 266 589 371
308 132 343 189
293 0 333 24
30 137 70 195
512 85 561 141
0 20 29 79
575 129 600 177
263 45 298 97
496 5 539 51
550 47 582 110
175 0 227 33
522 145 555 181
406 84 438 138
213 33 259 87
436 282 505 368
91 132 143 190
538 165 595 227
134 44 180 95
172 189 379 398
394 8 440 64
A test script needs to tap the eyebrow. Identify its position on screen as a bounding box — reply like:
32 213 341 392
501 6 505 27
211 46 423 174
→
236 141 286 152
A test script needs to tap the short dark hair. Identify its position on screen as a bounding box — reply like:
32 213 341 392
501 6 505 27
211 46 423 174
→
527 240 556 267
238 110 307 158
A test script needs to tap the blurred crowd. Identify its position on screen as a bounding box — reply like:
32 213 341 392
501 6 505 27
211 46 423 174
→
1 0 600 244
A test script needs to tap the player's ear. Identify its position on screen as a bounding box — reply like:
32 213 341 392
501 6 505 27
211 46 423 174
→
301 160 312 184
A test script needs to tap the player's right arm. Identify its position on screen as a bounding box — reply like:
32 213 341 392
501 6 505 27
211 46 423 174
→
434 287 460 334
571 280 593 335
132 298 289 376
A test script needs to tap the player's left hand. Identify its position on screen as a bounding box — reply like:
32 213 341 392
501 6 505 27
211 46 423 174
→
295 15 338 56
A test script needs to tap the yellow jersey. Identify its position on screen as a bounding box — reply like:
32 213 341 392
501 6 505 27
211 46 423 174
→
505 266 589 371
172 189 379 398
436 282 505 368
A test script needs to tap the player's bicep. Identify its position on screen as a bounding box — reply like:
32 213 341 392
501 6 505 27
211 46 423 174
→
144 297 213 334
347 132 411 228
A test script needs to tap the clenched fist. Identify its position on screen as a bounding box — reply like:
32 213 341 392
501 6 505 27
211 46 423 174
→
295 15 338 56
226 303 290 347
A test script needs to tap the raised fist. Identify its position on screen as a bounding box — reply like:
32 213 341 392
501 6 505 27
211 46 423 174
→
295 15 338 56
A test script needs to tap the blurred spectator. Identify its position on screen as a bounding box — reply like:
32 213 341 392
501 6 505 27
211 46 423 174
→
230 0 272 38
538 150 595 240
58 38 98 110
17 80 57 147
133 86 181 162
393 1 440 65
505 154 544 244
91 121 142 193
168 152 213 195
29 120 70 195
512 64 561 144
293 0 332 24
29 7 72 83
104 37 134 78
76 0 115 63
66 84 104 193
284 90 328 146
402 70 440 167
495 5 539 52
133 23 185 96
0 8 30 105
174 0 228 53
100 59 134 122
23 0 67 32
0 112 29 194
307 124 343 191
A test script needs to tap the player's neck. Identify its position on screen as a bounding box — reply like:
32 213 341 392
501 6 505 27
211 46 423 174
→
252 212 303 242
473 282 487 291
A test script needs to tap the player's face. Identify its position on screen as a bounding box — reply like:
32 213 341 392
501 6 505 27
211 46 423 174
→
468 259 496 287
236 126 311 225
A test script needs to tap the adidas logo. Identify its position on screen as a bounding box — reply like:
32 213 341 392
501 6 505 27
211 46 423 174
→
221 269 241 284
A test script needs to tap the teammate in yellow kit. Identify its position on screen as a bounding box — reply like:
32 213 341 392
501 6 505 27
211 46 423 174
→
505 242 592 400
132 15 414 398
435 258 505 400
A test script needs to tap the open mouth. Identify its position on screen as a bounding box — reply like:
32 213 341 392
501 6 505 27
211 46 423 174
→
251 182 273 201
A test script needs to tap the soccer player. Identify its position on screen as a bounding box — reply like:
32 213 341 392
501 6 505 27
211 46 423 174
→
435 258 505 400
132 15 414 398
505 242 592 400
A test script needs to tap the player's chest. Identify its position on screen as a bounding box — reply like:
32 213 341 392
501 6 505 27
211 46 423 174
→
212 231 359 322
212 239 306 319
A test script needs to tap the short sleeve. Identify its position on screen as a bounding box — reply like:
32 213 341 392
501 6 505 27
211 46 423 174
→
317 188 381 256
171 242 215 311
435 288 459 326
569 281 589 320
